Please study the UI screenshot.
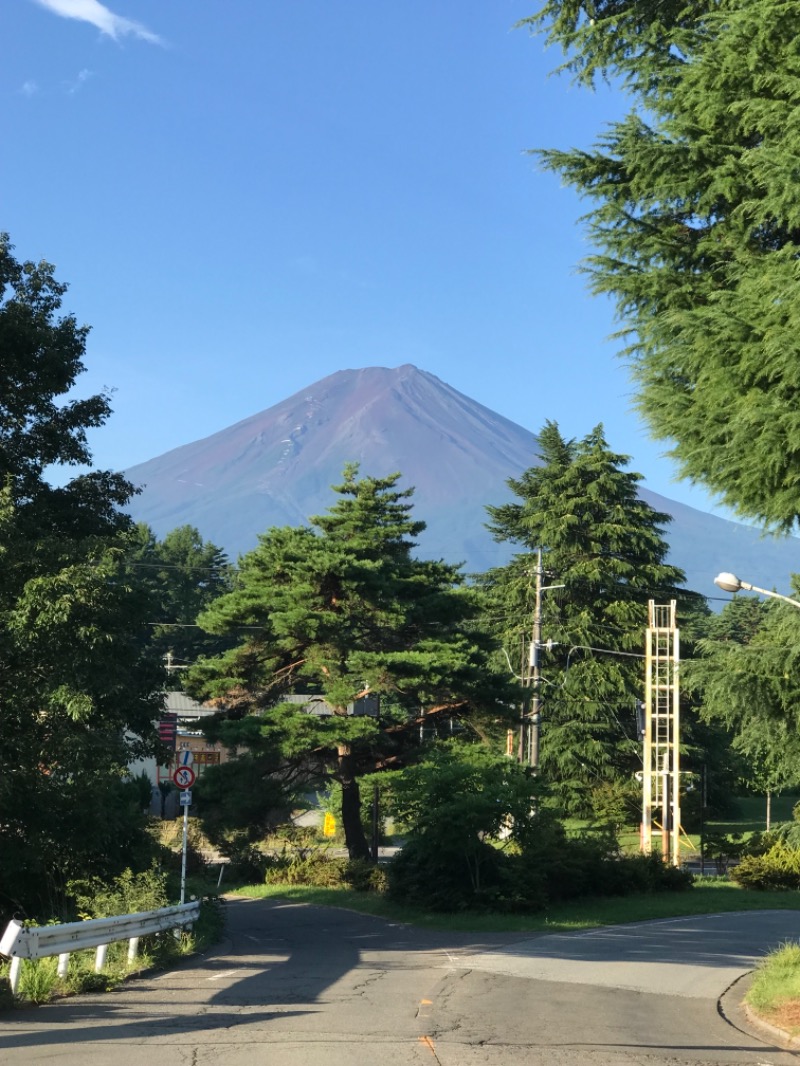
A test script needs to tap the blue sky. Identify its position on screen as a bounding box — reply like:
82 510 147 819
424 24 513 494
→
3 0 733 518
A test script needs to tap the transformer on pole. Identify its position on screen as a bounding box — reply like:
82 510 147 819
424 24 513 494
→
641 600 681 866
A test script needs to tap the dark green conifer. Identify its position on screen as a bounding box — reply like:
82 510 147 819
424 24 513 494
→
484 421 695 813
526 0 800 529
189 465 508 858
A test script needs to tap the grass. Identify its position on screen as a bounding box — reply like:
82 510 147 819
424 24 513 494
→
747 941 800 1036
562 794 800 860
228 878 800 934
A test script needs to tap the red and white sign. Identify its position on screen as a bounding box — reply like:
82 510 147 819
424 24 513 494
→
172 766 196 789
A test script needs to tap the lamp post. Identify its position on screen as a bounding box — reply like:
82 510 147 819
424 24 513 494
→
714 572 800 610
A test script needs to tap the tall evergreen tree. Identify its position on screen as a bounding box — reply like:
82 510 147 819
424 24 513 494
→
187 465 511 858
686 592 800 794
123 522 234 671
0 235 165 920
484 422 698 813
525 0 800 530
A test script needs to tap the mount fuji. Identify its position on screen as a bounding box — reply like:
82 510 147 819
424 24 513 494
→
124 364 799 596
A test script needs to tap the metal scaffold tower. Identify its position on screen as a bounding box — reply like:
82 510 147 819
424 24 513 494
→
641 601 681 866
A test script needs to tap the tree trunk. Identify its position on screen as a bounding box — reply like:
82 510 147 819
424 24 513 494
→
338 745 371 860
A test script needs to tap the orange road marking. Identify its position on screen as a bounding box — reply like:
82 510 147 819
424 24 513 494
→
419 1035 437 1056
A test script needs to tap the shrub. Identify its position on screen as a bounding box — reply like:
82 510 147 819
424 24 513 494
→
731 842 800 890
264 854 388 893
388 835 510 912
67 865 169 919
701 830 746 874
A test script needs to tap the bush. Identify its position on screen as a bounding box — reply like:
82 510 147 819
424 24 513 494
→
388 835 510 912
701 830 746 874
387 826 693 914
264 853 387 893
67 865 169 919
731 842 800 890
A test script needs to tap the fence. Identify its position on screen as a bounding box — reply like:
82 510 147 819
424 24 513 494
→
0 900 200 994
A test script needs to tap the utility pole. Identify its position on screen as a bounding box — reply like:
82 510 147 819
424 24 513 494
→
529 547 544 770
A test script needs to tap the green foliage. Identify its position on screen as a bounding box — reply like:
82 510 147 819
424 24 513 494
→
67 865 169 919
686 593 800 793
732 842 800 891
747 941 800 1016
123 522 235 668
193 747 292 846
519 0 704 92
526 1 800 530
264 854 388 894
188 465 514 859
701 830 746 874
589 777 640 829
17 958 60 1005
389 822 692 913
384 741 542 847
380 740 692 912
483 422 701 812
388 834 509 912
0 236 168 924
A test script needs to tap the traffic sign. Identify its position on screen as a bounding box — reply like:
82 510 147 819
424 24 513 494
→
172 766 196 789
179 790 192 806
178 750 194 767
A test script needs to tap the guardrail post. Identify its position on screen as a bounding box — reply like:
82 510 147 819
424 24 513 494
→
127 937 139 964
94 943 108 972
57 953 70 979
9 957 21 995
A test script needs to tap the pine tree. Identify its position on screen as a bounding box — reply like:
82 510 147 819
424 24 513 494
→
484 421 697 813
525 0 800 530
188 465 510 858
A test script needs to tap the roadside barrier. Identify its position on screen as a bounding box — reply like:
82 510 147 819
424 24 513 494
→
0 900 200 994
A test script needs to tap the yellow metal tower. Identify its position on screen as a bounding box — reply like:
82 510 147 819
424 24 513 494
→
641 601 681 866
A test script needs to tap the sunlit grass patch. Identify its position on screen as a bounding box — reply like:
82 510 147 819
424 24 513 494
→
747 941 800 1034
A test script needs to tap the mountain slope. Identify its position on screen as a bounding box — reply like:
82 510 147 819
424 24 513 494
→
124 365 799 595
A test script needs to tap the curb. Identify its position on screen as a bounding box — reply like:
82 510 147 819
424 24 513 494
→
742 1002 800 1052
719 972 800 1054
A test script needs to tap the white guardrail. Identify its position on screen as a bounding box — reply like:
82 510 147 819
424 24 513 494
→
0 900 201 994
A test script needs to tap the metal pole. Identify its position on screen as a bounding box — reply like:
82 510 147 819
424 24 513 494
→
371 783 380 862
530 547 543 770
180 800 189 905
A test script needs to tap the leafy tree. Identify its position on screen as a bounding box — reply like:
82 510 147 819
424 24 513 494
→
123 522 234 672
686 591 800 794
0 235 165 921
384 741 544 910
187 465 512 858
483 421 700 813
525 0 800 530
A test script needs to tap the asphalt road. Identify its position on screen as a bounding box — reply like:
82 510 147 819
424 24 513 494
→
1 898 799 1066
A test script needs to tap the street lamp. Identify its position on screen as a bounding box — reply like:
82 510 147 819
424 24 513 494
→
714 572 800 610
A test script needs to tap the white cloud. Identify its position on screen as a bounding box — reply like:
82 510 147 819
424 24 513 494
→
19 80 39 96
66 67 93 93
32 0 163 45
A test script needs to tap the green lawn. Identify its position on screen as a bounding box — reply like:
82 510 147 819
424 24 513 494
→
566 793 799 861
